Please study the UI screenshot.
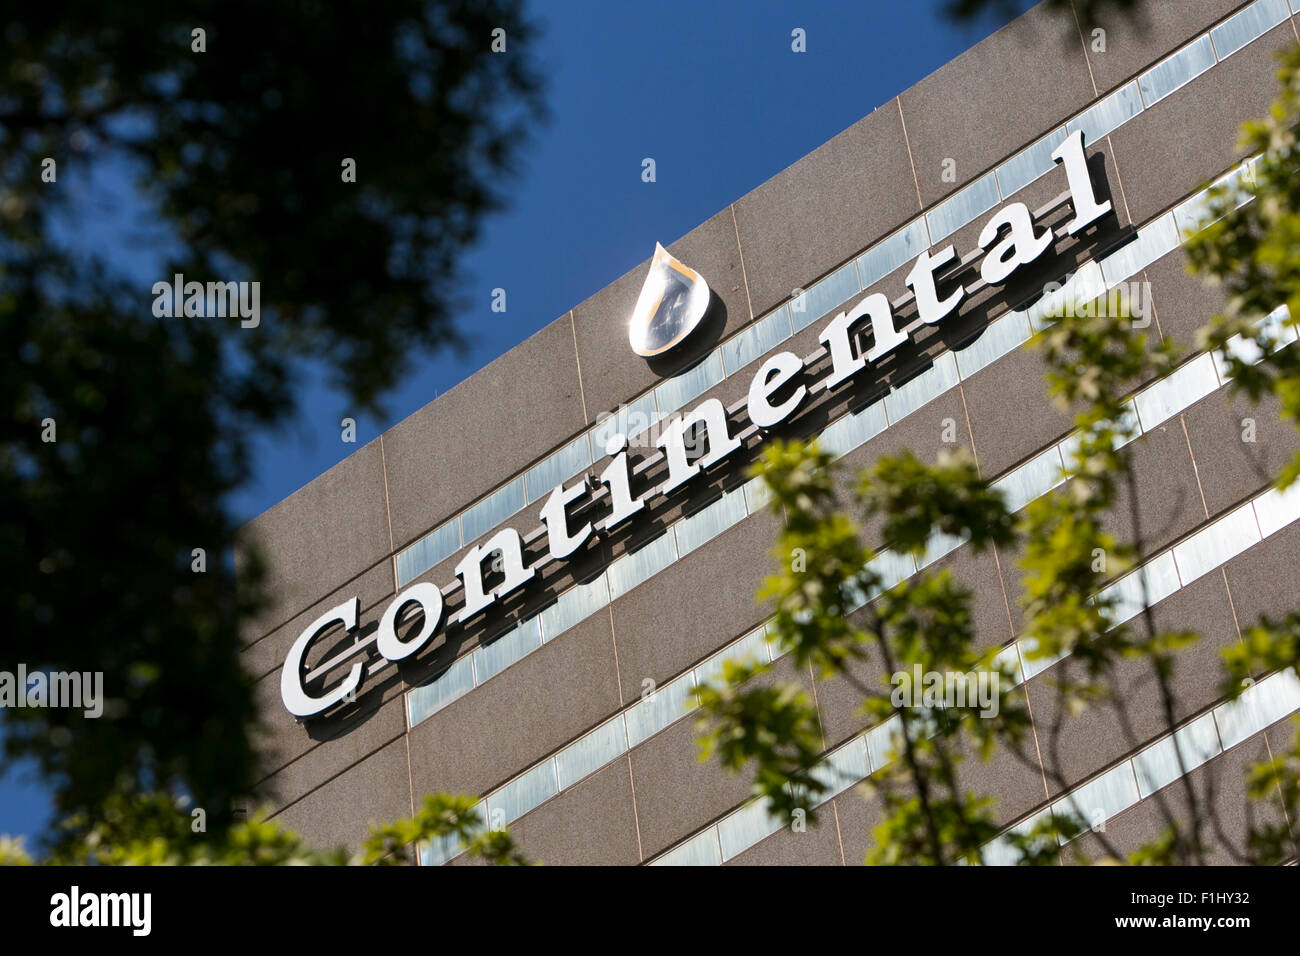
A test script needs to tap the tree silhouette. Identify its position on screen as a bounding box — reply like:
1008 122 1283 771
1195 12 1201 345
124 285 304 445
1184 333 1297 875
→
0 0 544 847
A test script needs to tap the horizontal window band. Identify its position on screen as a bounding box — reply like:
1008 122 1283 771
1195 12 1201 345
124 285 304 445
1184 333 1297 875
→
389 0 1282 591
648 482 1300 866
336 187 1093 690
659 667 1300 867
303 156 1259 718
426 311 1296 864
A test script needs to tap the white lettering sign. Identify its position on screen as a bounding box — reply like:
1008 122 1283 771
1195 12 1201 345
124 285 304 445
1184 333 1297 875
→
281 130 1112 716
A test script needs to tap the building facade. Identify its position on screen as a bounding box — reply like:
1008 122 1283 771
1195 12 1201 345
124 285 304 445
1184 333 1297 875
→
240 0 1300 865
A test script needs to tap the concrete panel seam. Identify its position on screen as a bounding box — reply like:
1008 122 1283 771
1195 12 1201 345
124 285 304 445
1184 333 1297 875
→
625 752 645 862
1014 664 1054 808
1218 566 1246 643
607 605 625 709
990 545 1020 644
830 799 847 866
567 309 589 424
729 204 755 324
380 434 397 590
1141 265 1167 340
405 723 416 820
1179 414 1213 521
957 381 982 474
1258 729 1297 840
895 96 924 211
806 660 828 752
1102 132 1136 225
1069 0 1101 97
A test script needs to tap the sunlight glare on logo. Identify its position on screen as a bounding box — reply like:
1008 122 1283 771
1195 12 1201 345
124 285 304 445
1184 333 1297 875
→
628 242 711 357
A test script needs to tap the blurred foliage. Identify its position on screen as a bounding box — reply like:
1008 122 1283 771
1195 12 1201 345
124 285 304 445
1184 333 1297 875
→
946 0 1142 31
0 1 543 849
0 791 530 865
1186 46 1300 488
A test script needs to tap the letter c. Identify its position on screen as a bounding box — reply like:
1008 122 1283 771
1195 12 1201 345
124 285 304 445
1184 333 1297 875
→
281 598 362 717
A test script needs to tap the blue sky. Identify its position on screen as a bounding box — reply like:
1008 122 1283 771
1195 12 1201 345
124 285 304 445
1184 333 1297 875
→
1 0 1036 846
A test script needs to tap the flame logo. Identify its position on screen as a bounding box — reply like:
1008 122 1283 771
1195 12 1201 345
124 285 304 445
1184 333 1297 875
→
628 243 711 357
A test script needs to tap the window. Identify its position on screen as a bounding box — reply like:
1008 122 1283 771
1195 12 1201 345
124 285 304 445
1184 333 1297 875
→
885 352 959 423
473 617 543 684
857 219 931 290
722 306 793 375
606 532 678 600
525 435 592 503
997 127 1067 197
1067 82 1143 144
927 172 1000 243
407 654 475 727
790 262 861 332
1138 35 1215 107
460 478 526 544
396 519 460 587
625 672 695 747
556 716 628 790
1211 0 1289 61
1133 713 1221 798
